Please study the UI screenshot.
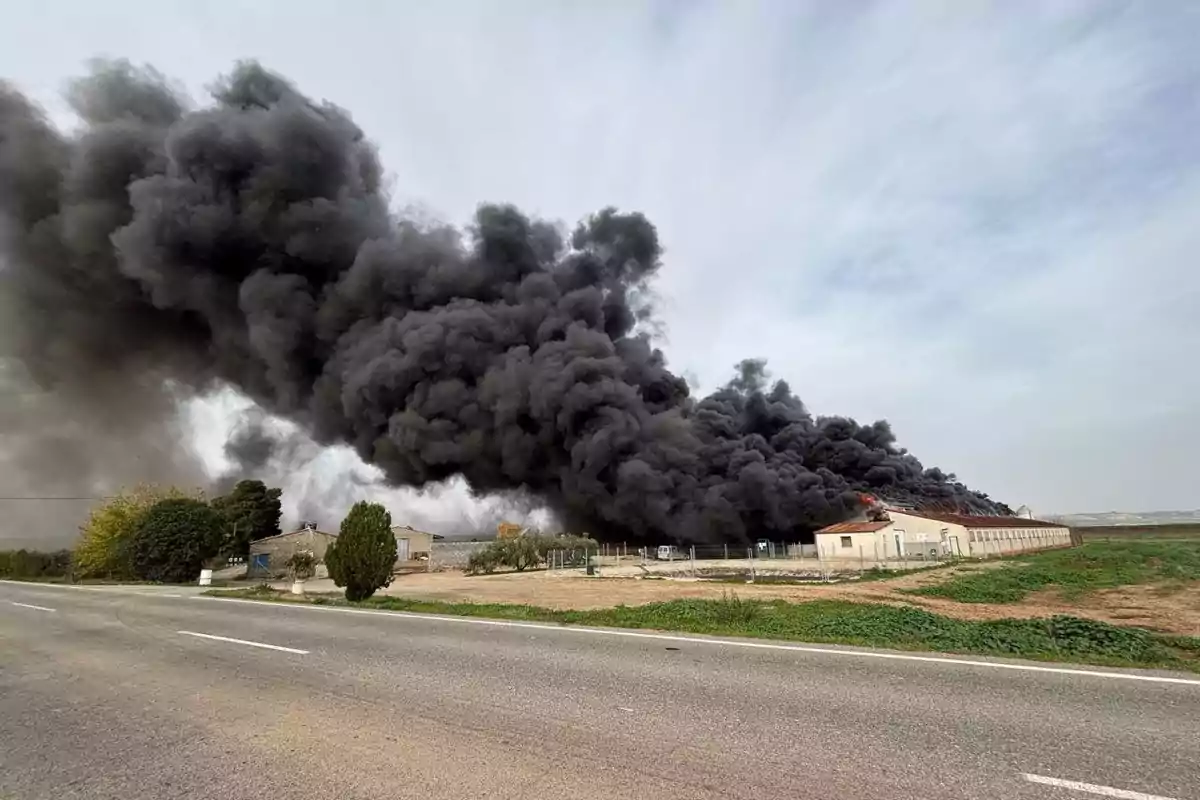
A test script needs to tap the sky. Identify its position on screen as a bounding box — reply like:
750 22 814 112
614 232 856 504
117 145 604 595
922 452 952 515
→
1 0 1197 526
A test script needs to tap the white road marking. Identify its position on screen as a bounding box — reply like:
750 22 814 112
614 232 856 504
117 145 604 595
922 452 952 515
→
177 630 308 655
0 580 186 599
10 601 55 612
197 597 1200 687
1022 773 1178 800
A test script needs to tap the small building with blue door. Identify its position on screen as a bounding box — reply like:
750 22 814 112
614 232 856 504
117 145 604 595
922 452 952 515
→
247 523 338 578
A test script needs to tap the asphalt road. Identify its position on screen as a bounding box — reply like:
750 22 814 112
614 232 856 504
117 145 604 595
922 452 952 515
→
1 581 1197 800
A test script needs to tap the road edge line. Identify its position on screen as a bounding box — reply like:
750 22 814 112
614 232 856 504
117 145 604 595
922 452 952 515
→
193 596 1200 687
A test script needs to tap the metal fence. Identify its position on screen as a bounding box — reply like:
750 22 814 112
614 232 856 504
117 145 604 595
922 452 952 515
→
445 538 962 578
570 539 961 579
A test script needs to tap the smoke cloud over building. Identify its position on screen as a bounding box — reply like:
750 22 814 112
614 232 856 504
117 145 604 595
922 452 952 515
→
0 60 1008 546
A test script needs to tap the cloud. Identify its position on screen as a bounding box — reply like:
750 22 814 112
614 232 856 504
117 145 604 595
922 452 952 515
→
0 0 1195 527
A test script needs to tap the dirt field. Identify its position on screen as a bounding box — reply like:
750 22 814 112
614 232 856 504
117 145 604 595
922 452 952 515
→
279 562 1200 636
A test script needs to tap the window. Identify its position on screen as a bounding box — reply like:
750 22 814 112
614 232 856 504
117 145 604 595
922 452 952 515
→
840 536 853 548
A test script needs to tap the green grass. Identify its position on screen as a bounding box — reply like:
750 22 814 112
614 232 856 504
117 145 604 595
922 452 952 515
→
206 587 1200 673
910 540 1200 604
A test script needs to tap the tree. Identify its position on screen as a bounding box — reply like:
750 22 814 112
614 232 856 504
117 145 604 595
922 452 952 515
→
465 533 598 575
128 498 224 583
211 479 282 555
74 484 202 579
325 501 396 601
0 549 71 579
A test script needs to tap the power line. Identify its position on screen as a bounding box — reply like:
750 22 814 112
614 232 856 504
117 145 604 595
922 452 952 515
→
0 496 110 501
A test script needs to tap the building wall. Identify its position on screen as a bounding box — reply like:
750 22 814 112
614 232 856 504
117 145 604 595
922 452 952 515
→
886 512 969 557
887 511 1071 558
816 529 888 560
248 530 336 578
962 525 1071 557
392 527 437 568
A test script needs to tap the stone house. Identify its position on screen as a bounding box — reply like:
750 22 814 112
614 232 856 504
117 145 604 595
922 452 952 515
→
247 524 338 578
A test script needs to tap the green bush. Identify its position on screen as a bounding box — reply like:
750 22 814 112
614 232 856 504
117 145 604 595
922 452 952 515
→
285 550 317 580
465 534 599 575
466 545 504 575
74 484 203 579
0 549 72 579
128 498 224 583
325 501 396 601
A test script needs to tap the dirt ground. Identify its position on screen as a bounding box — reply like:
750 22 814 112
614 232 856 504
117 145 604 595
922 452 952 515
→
281 563 1200 636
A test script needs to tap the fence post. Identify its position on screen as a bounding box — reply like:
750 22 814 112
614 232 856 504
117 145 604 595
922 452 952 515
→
859 545 865 574
724 543 728 560
690 545 696 577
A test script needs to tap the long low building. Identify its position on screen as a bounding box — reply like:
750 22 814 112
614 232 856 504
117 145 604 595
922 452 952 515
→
816 507 1072 561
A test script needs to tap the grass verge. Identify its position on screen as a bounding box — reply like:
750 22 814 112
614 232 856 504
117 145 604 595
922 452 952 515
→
207 586 1200 674
909 540 1200 603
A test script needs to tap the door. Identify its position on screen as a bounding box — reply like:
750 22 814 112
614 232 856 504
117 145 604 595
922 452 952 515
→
396 538 410 562
251 553 269 573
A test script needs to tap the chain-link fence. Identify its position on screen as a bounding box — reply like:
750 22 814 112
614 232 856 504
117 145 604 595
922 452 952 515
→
546 539 964 580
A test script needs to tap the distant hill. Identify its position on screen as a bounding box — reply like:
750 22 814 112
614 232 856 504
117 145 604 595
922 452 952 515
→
1046 510 1200 528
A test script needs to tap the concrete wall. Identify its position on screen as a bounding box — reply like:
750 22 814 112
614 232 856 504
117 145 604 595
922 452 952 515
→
248 529 336 578
429 541 491 569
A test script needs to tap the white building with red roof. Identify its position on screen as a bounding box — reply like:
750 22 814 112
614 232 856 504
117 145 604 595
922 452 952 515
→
814 501 1072 562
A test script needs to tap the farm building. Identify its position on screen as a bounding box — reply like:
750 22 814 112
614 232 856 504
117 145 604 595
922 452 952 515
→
247 523 338 578
392 524 443 566
815 507 1071 562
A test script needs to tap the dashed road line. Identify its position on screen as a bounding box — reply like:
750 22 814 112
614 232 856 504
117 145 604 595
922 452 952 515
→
1021 773 1177 800
177 630 308 654
10 601 56 612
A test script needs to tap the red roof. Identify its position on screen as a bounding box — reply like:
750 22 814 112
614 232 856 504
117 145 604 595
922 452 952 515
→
816 521 891 534
887 509 1068 529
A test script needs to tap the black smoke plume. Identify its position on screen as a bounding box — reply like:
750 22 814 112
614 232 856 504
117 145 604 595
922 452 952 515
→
0 60 1009 546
